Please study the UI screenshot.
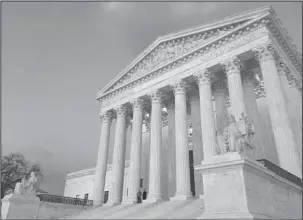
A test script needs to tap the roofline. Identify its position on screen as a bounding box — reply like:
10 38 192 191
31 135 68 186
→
65 160 131 180
97 5 273 96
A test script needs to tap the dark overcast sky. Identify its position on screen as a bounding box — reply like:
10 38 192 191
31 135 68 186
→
2 2 302 195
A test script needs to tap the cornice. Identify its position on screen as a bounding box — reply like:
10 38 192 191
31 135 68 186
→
98 6 272 97
265 13 302 77
98 15 271 106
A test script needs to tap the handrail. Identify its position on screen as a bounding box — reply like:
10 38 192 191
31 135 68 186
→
257 159 302 187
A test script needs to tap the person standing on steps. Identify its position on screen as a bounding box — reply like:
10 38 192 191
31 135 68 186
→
137 190 142 203
142 189 147 200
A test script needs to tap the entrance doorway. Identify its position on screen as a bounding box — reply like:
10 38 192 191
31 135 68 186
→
189 150 195 196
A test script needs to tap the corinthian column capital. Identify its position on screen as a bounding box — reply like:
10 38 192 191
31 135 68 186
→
114 105 127 118
252 41 278 63
193 68 212 85
100 111 113 123
221 56 243 75
149 90 163 104
131 98 144 111
171 78 188 95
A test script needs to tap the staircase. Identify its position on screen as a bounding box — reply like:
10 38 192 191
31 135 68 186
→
62 198 205 219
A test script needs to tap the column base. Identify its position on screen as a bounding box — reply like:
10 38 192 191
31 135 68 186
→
143 194 163 203
195 152 302 219
122 198 138 205
107 200 122 206
169 193 193 201
93 202 103 207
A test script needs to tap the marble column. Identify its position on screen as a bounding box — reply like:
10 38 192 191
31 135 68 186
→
145 90 163 202
212 80 229 136
221 57 246 120
242 70 264 160
143 116 151 193
193 69 218 160
125 98 144 204
189 92 203 197
253 42 301 177
277 60 302 167
170 79 192 200
109 105 127 205
167 102 176 199
93 111 112 206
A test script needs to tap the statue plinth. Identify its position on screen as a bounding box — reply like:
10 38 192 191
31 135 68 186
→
1 193 40 219
195 152 302 219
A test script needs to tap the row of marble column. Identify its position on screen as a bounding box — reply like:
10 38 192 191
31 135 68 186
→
92 41 302 206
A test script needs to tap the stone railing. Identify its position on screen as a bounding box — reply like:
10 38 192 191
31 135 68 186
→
36 194 93 206
257 159 302 186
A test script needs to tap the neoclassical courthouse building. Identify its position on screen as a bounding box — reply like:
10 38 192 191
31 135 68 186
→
64 6 302 218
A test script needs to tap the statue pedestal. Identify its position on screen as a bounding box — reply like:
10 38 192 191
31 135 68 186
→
195 152 302 219
1 193 40 219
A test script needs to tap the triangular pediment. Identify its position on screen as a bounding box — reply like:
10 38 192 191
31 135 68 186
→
99 6 272 96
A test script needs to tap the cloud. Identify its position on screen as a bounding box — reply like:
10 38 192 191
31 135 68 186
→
168 2 219 17
103 2 131 13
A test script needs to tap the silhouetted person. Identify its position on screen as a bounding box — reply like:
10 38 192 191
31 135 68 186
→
137 190 142 203
142 189 147 200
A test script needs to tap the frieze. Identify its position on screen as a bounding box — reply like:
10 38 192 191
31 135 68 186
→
99 17 272 108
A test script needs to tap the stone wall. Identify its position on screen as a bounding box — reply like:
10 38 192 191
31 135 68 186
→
36 202 89 219
244 167 302 219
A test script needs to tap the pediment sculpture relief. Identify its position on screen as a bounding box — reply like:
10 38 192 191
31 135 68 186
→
217 113 255 155
105 22 248 93
14 171 40 196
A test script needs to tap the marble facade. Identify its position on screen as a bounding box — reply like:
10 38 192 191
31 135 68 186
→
65 6 302 218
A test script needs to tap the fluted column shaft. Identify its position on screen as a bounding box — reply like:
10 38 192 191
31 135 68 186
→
222 57 246 120
167 103 176 198
253 42 301 178
189 93 203 196
194 69 217 160
170 79 192 200
126 98 144 203
93 111 112 206
109 106 127 205
146 91 163 202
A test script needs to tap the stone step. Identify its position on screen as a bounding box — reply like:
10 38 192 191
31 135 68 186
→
64 198 205 219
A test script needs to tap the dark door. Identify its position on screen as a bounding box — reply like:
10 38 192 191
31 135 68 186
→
104 191 109 204
189 150 195 196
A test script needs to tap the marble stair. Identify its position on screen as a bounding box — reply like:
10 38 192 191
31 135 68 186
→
62 198 205 219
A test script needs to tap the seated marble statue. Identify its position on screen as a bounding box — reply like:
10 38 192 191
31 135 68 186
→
14 171 39 196
219 113 255 155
